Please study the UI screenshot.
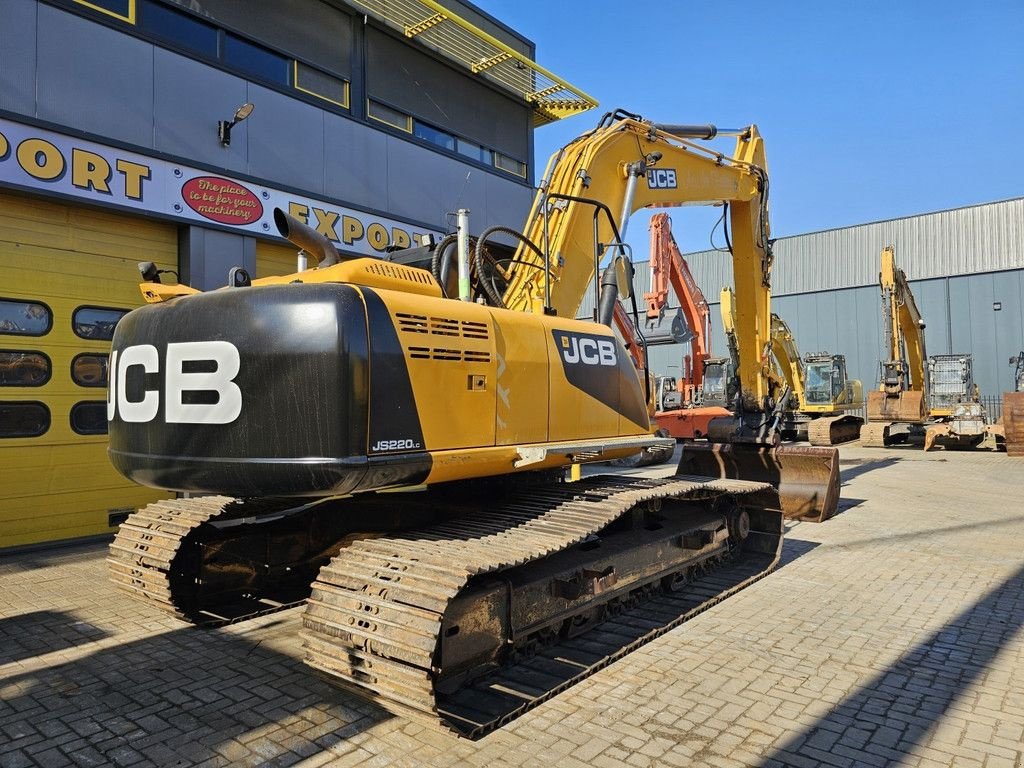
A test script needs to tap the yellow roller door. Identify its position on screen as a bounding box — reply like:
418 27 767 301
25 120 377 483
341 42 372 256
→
256 240 301 279
0 189 175 549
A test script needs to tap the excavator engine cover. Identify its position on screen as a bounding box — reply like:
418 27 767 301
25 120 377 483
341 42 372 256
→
678 442 840 523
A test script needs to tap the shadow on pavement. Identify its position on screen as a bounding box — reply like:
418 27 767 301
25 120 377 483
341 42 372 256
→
760 560 1024 767
0 617 390 767
0 539 111 574
839 458 901 484
835 514 1024 552
0 610 111 666
776 538 820 569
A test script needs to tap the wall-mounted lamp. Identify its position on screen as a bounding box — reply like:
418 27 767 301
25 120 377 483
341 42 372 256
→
218 102 255 146
994 301 1002 311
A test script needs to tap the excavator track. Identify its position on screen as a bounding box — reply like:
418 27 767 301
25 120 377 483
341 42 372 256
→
808 414 864 446
301 474 782 738
108 496 308 625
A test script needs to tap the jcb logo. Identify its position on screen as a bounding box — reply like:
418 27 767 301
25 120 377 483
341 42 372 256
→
646 169 677 189
107 341 242 424
559 334 617 367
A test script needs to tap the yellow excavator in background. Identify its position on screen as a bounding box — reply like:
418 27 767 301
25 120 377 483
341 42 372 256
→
767 314 863 445
862 245 996 450
106 110 837 736
861 246 929 446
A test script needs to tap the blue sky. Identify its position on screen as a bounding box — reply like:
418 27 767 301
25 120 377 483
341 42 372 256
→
483 1 1024 254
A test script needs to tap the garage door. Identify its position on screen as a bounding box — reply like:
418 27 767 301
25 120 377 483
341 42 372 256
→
256 240 302 279
0 190 175 548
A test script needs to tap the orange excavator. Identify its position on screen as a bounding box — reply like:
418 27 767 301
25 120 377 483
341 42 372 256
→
643 213 731 439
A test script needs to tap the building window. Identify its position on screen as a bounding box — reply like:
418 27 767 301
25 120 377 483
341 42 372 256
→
0 299 52 337
294 61 349 109
224 34 290 87
413 121 456 152
0 402 51 438
73 307 129 341
457 139 493 165
494 153 527 178
70 401 108 435
137 0 217 58
71 353 110 388
73 0 134 23
368 100 412 132
0 351 51 387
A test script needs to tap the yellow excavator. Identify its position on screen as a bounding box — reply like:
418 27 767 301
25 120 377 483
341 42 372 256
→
862 245 996 450
767 314 863 445
106 110 837 736
861 246 929 446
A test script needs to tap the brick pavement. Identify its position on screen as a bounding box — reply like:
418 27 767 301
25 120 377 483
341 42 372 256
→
2 443 1023 767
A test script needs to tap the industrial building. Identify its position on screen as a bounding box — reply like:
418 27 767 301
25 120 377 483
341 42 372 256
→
591 198 1024 406
0 0 593 548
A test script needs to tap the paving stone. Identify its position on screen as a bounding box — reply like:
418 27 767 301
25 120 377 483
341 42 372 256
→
1 445 1023 767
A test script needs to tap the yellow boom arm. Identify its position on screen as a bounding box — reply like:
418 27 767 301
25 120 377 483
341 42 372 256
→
503 114 776 410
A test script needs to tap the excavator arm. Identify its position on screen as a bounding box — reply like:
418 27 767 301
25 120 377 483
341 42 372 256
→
768 313 805 410
643 213 711 401
499 113 776 414
880 245 928 398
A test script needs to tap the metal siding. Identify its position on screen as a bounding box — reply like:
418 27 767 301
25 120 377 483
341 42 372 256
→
966 274 998 397
385 136 485 230
995 271 1024 393
948 274 974 370
245 84 326 195
482 171 534 235
911 278 950 357
686 198 1024 296
36 5 154 149
323 112 390 212
154 48 250 173
0 1 36 115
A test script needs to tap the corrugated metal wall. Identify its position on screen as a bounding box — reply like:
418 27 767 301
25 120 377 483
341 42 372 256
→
581 199 1024 402
686 196 1024 297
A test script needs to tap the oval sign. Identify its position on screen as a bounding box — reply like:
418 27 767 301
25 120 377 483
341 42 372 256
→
181 176 263 225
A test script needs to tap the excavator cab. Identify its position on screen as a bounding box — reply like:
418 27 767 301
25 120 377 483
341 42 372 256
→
804 353 847 406
701 357 733 408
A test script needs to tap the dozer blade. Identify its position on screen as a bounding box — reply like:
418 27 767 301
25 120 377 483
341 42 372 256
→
678 442 840 523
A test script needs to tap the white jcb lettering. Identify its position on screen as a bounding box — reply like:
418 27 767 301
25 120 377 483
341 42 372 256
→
563 337 580 363
165 341 242 424
107 341 242 424
578 338 600 365
117 344 159 422
560 335 618 367
107 349 118 421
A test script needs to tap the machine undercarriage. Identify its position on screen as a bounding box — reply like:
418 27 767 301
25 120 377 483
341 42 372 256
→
110 470 782 736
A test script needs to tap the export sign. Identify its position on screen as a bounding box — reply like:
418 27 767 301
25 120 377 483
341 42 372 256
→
0 117 441 256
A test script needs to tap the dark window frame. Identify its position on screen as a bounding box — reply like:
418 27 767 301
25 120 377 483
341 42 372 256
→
0 350 53 387
70 400 109 436
71 352 110 388
0 297 54 338
48 1 533 182
72 305 130 342
0 401 51 438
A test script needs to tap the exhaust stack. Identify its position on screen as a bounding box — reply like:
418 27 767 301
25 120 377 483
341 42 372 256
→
273 208 345 268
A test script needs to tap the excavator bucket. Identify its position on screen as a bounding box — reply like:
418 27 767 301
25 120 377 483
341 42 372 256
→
678 442 840 523
867 390 925 423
